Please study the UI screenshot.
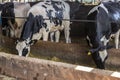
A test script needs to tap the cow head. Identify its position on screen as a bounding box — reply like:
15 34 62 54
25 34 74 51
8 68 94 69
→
86 20 109 69
16 40 31 57
89 48 108 69
16 13 45 57
15 13 34 57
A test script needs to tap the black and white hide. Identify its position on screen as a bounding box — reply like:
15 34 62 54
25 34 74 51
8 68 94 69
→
50 1 81 43
86 1 120 69
0 3 4 43
1 2 32 38
16 0 70 57
0 3 4 28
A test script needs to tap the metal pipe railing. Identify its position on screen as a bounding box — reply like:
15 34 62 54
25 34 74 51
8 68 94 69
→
1 16 96 23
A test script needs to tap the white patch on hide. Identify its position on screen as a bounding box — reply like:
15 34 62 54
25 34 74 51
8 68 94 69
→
100 36 109 46
99 3 109 14
88 6 98 15
114 30 120 49
99 50 108 62
113 12 120 20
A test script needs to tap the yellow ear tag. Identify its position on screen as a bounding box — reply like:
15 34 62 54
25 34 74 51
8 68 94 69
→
88 51 91 55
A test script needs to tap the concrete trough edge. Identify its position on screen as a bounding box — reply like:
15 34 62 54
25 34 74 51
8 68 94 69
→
0 52 119 80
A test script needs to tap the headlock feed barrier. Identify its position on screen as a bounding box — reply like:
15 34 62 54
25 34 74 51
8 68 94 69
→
0 5 120 80
1 16 96 22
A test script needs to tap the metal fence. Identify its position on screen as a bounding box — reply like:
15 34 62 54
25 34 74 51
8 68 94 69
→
1 0 120 4
1 16 96 23
0 0 100 4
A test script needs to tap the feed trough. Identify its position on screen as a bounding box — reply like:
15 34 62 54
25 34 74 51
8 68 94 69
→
0 37 120 80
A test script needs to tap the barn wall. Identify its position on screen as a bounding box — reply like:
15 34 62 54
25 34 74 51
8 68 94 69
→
0 52 119 80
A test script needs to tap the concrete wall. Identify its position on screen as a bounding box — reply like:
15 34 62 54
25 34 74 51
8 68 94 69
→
0 52 119 80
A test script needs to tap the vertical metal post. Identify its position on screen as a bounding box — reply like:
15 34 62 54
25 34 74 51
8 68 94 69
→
11 0 13 2
81 0 83 3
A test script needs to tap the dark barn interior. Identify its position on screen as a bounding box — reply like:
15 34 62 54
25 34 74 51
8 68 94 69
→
65 5 95 38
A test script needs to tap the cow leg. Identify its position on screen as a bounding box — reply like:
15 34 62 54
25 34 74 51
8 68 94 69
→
50 32 55 42
6 27 10 37
8 20 14 30
64 21 71 43
10 29 15 38
55 31 60 43
43 31 49 41
114 30 120 49
8 20 15 37
64 29 68 43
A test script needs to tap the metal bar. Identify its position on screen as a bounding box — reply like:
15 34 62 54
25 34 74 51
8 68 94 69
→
1 16 96 23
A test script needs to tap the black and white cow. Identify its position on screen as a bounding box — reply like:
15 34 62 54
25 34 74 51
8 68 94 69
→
1 2 31 38
1 1 41 38
16 0 70 56
50 1 81 43
50 0 81 43
86 1 120 69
